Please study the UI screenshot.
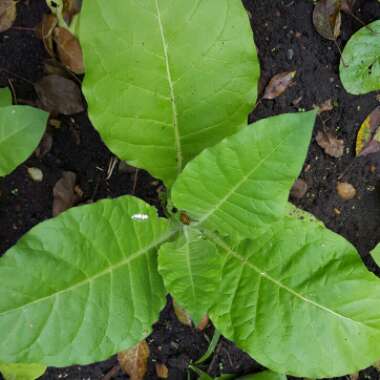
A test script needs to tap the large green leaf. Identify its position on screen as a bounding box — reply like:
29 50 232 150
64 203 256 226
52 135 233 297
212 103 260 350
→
158 226 222 324
340 20 380 95
206 209 380 378
0 363 46 380
371 243 380 268
79 0 259 186
171 112 316 238
0 196 175 366
0 106 48 177
0 87 12 107
238 370 286 380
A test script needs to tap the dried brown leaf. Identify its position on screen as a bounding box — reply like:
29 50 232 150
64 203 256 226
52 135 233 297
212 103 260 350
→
356 107 380 156
197 315 209 331
290 179 308 199
337 182 356 200
54 27 84 74
36 14 57 56
63 0 82 24
318 98 334 113
155 363 169 379
35 131 53 158
118 341 150 380
53 171 78 216
173 300 192 327
263 71 296 100
0 0 16 33
35 75 84 115
341 0 356 13
316 131 344 158
313 0 342 41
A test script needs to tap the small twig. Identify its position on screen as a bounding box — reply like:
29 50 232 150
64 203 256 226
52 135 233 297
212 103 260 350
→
102 364 120 380
7 79 16 104
11 26 36 32
338 160 356 180
334 40 348 68
106 156 118 180
132 169 139 194
0 68 34 85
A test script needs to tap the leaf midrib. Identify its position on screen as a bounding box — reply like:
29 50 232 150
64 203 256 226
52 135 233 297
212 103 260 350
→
205 230 377 330
0 228 177 318
194 128 297 227
154 0 183 175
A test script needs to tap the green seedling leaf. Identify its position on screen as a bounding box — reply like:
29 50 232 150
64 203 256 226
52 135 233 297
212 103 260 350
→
206 208 380 378
0 87 12 107
370 243 380 268
172 111 316 238
79 0 260 186
0 363 46 380
159 227 222 324
0 196 175 366
340 20 380 94
0 106 48 177
237 370 286 380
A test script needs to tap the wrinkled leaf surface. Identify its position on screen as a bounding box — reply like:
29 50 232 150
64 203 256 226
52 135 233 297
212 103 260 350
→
79 0 260 186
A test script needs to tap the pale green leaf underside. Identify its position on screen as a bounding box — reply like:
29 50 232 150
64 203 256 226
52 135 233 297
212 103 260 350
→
79 0 259 186
158 227 222 324
172 111 316 238
0 363 46 380
207 211 380 378
0 87 12 107
238 370 287 380
370 243 380 268
0 196 174 366
340 20 380 95
0 106 48 177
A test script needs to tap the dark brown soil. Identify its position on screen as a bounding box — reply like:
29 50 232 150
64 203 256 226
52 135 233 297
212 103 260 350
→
0 0 380 379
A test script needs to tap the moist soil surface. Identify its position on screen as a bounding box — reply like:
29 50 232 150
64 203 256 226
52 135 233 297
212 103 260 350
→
0 0 380 379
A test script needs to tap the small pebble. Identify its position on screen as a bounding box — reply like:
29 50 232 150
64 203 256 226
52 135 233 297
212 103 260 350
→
336 182 356 200
27 167 43 182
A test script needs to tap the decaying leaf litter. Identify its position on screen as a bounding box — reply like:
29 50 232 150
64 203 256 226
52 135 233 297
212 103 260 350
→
0 0 380 380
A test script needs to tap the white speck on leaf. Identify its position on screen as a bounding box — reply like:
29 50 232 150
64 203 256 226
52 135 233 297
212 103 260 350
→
131 213 149 221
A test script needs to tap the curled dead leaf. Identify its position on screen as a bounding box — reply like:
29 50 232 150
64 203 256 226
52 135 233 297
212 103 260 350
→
54 27 84 74
356 107 380 156
36 14 57 57
263 71 296 100
318 98 334 113
0 0 16 33
173 300 192 327
290 179 308 199
118 341 150 380
337 182 356 200
155 363 169 379
316 131 344 158
313 0 342 41
197 315 209 331
53 171 78 216
35 75 84 115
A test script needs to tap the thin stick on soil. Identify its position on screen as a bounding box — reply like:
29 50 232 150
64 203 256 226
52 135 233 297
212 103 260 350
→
334 40 348 68
102 364 120 380
7 79 16 104
132 169 139 194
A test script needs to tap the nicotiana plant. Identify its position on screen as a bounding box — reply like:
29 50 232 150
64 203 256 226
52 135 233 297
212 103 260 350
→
0 1 380 379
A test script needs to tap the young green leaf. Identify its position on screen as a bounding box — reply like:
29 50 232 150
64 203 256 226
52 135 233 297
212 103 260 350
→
0 363 46 380
172 111 316 238
237 370 286 380
158 227 222 324
0 87 12 107
0 106 49 177
207 208 380 378
79 0 260 186
370 243 380 268
0 196 175 366
340 20 380 95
